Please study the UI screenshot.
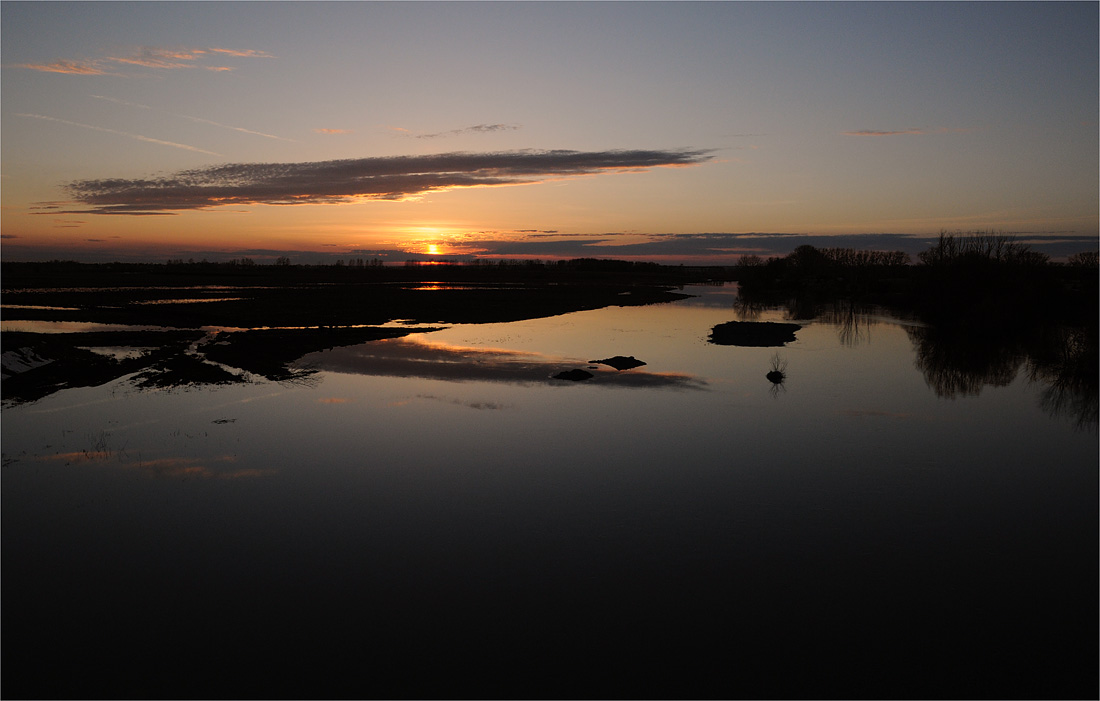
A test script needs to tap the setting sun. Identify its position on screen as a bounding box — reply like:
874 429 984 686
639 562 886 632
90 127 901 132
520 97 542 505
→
426 244 441 255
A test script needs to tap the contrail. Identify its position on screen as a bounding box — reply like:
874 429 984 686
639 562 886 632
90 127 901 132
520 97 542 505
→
90 94 296 142
178 114 295 142
17 113 223 156
89 95 153 110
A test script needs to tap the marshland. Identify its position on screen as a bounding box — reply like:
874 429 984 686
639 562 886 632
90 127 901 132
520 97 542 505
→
2 235 1097 699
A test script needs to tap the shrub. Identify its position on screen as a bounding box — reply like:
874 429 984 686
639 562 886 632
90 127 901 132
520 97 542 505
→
917 230 1047 268
1067 251 1099 268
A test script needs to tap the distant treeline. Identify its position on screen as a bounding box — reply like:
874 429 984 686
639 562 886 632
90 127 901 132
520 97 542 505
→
736 230 1098 324
1 255 724 290
11 256 678 273
168 256 692 273
4 232 1095 306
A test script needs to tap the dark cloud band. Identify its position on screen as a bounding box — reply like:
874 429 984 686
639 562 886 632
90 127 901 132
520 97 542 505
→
413 123 521 139
65 148 713 214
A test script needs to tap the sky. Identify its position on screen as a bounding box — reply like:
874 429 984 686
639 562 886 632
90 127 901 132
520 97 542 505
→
2 1 1097 265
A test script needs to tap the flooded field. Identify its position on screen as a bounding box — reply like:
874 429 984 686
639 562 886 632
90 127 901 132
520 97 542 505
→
2 281 1096 699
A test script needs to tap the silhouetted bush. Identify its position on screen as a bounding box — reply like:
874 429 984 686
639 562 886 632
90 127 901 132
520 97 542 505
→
911 230 1063 322
736 243 912 303
917 230 1049 268
1066 250 1099 268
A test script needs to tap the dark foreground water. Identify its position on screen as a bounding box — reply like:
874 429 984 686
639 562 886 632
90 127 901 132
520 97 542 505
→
3 285 1096 699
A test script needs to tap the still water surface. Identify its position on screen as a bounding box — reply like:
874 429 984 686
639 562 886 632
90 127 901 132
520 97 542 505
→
3 284 1096 698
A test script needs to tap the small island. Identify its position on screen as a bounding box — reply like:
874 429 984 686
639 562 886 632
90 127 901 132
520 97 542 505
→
708 320 802 347
589 355 647 370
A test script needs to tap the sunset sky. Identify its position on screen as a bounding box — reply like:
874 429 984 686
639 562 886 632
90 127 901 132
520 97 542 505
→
2 1 1097 264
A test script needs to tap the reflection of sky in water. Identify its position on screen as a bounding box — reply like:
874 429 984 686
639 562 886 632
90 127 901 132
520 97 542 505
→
2 284 1095 698
76 346 156 360
132 297 244 305
0 320 171 333
5 284 1092 496
297 335 706 388
1 304 81 311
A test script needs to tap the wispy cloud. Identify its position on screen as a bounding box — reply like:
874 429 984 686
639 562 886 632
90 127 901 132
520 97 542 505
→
420 232 939 262
108 46 210 69
843 128 926 136
89 95 153 111
16 113 223 156
393 124 522 139
90 95 295 142
208 48 274 58
15 45 272 75
452 231 1099 263
314 128 353 135
843 127 971 136
15 59 110 75
64 148 713 214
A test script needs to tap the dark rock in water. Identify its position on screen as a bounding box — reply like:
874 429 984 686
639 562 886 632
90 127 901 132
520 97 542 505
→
708 321 802 347
553 369 594 381
766 370 786 384
588 355 646 371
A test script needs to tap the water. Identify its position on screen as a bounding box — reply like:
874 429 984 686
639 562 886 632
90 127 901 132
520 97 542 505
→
2 284 1096 698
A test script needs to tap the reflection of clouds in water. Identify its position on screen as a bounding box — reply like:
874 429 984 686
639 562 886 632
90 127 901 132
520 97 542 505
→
38 451 273 479
300 336 706 390
417 394 510 411
133 457 275 480
317 397 352 404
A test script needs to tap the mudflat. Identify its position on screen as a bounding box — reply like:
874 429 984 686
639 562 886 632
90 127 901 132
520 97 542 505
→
1 260 720 404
